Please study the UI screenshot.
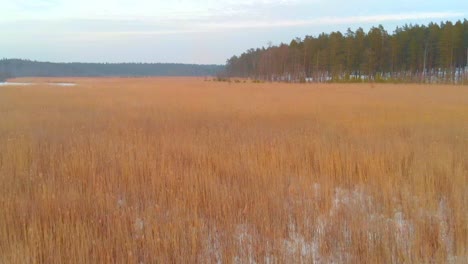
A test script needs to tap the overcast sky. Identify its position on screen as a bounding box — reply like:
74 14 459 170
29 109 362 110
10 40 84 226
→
0 0 466 64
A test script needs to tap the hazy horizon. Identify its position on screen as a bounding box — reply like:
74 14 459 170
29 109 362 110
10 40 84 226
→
1 0 467 64
1 58 225 66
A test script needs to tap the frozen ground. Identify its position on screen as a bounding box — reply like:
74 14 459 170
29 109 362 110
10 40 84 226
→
195 185 462 264
0 82 76 86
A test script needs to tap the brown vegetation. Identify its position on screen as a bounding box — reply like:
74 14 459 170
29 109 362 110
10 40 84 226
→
1 78 467 263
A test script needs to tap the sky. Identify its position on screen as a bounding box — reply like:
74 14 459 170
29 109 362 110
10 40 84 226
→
0 0 466 64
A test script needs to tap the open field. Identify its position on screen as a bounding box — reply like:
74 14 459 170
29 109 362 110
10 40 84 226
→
0 78 467 263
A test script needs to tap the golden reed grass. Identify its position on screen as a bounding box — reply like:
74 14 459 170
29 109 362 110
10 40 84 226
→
0 78 467 263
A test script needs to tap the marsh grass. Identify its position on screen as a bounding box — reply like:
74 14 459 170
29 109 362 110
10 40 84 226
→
0 78 467 263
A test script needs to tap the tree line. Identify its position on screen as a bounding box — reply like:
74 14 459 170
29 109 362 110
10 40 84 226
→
0 59 224 81
226 20 468 84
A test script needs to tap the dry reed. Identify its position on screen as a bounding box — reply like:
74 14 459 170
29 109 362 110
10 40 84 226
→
0 78 467 263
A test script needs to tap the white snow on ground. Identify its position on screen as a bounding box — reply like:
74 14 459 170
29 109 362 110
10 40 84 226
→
199 184 460 263
0 82 33 86
234 225 256 264
283 219 320 263
0 82 76 86
49 83 77 86
437 199 456 263
200 227 223 264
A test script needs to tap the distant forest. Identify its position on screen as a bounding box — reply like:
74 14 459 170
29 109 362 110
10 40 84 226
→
0 59 224 81
226 20 468 84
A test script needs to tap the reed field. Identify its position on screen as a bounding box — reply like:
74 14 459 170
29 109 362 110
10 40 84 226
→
0 78 467 263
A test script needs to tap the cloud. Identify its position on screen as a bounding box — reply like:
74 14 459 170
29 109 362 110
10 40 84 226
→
28 11 459 36
199 12 465 30
0 0 309 21
1 0 465 64
15 0 60 9
1 11 463 41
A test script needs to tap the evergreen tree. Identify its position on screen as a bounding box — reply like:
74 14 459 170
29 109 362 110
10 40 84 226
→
226 20 468 84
